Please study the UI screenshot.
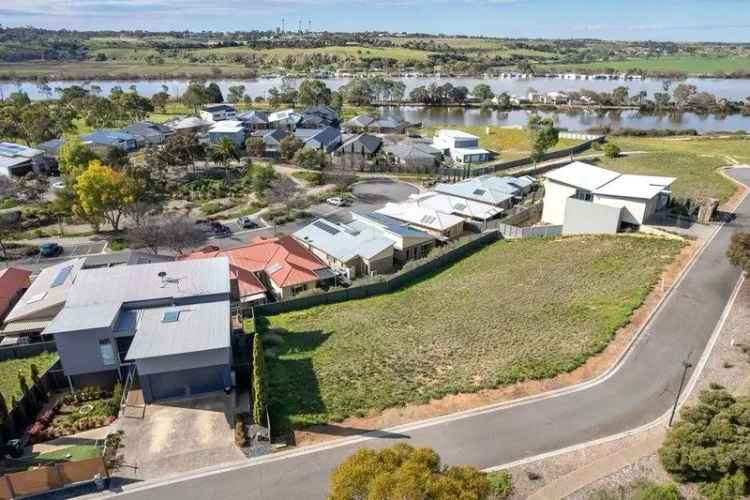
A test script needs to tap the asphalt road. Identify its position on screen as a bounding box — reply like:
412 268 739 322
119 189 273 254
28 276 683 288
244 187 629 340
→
104 168 750 500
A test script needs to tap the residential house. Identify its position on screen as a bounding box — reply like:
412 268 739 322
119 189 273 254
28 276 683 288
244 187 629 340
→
44 258 233 402
541 161 675 233
179 236 334 301
81 130 138 153
527 92 545 103
37 139 66 157
208 120 246 146
342 115 376 133
432 129 493 164
269 109 303 131
2 258 86 340
0 142 49 177
293 218 396 280
383 139 442 170
121 122 174 146
238 111 269 131
253 128 290 155
434 175 531 209
545 91 570 105
82 250 174 270
0 268 31 323
408 191 504 223
349 213 435 263
301 106 340 128
368 117 410 134
294 126 342 153
335 134 383 158
199 104 238 122
376 202 465 240
164 116 213 135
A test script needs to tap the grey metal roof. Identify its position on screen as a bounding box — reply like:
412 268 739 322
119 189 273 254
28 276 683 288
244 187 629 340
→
359 213 434 239
37 139 65 155
203 104 236 112
44 302 122 335
65 258 230 309
434 176 524 206
238 111 269 124
5 258 86 323
343 115 376 128
82 130 137 146
337 133 382 155
121 122 172 138
294 218 394 262
384 141 441 160
82 250 174 269
125 300 230 360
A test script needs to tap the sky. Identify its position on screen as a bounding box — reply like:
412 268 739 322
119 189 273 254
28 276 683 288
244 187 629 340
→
1 0 749 42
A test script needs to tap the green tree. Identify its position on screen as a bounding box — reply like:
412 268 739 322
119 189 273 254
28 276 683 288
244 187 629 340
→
673 84 697 109
252 331 268 425
58 136 99 180
205 82 224 103
245 163 276 196
182 82 209 113
211 137 240 184
700 470 747 500
74 160 137 232
603 143 621 159
104 146 130 169
151 91 170 112
727 232 750 273
527 115 560 163
246 136 266 157
293 148 329 170
227 85 246 104
330 91 344 113
329 443 492 500
340 79 375 106
298 79 332 106
659 388 750 493
279 136 304 161
473 83 495 102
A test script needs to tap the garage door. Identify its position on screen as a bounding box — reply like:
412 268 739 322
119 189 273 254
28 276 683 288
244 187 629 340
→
147 365 228 402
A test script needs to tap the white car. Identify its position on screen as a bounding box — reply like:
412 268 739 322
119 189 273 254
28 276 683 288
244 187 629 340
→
51 181 66 190
326 197 349 207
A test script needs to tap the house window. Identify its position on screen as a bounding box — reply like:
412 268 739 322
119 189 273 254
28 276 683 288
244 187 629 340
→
574 189 593 202
99 339 116 367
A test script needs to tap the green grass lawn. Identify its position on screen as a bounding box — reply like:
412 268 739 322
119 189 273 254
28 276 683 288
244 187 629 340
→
546 56 750 75
418 126 582 161
265 235 682 431
0 352 58 402
0 445 101 475
600 136 750 202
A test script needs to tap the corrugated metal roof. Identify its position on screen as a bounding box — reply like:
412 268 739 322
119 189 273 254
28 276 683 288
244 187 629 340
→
543 162 621 192
125 300 230 360
294 218 394 262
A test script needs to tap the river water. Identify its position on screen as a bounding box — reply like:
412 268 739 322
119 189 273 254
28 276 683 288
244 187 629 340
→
2 76 749 132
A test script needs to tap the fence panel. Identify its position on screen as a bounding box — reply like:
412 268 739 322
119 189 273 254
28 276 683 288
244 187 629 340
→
57 457 108 484
6 467 63 497
0 477 11 500
0 341 57 362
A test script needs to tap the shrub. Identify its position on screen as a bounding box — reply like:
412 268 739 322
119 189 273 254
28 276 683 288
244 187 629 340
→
727 232 750 274
234 414 248 447
200 201 226 216
603 143 622 158
487 471 512 499
108 383 123 418
699 470 747 500
637 482 681 500
252 331 268 426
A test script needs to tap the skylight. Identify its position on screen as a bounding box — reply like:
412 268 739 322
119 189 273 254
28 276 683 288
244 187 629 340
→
50 265 73 288
473 189 486 196
162 311 180 323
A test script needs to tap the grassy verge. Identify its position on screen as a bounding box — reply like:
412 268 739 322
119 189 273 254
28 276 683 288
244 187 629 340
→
265 235 682 431
0 352 58 401
418 126 582 161
601 136 750 202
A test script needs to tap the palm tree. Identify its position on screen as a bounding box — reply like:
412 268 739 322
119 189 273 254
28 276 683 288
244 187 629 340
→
211 137 239 185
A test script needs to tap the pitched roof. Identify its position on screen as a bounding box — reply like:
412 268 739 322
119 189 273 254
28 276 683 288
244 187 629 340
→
408 191 504 221
543 161 622 192
82 130 137 145
296 126 341 148
384 140 441 160
210 120 245 133
179 236 327 290
354 213 435 239
259 128 290 144
82 250 174 269
343 115 376 129
202 104 236 112
0 142 44 159
376 202 464 233
545 162 676 199
5 258 86 323
293 219 395 263
337 133 383 155
434 176 524 206
165 116 212 130
238 111 269 124
121 122 172 138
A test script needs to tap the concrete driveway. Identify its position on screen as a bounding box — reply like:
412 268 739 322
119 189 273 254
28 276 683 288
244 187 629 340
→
118 394 245 481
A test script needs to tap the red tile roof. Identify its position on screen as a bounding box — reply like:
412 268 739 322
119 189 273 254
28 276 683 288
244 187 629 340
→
0 267 31 317
180 236 326 293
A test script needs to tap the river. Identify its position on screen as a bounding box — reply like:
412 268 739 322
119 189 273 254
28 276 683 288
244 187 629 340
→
2 76 749 132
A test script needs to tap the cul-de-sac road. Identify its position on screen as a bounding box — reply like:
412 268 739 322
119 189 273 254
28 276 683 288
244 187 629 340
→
107 168 750 500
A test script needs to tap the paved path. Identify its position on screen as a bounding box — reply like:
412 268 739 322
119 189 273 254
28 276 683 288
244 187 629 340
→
102 168 750 500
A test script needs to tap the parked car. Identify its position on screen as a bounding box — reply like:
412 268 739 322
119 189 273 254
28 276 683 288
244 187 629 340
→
236 216 258 229
51 181 66 191
326 197 351 207
39 243 63 258
209 221 231 237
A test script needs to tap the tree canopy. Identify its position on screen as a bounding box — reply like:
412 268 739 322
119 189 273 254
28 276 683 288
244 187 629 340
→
298 79 333 106
74 160 137 232
527 114 560 162
727 232 750 273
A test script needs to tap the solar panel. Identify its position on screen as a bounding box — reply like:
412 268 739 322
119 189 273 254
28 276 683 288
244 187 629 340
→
454 203 467 211
50 265 73 288
162 311 180 323
420 215 436 225
313 220 340 235
473 189 486 196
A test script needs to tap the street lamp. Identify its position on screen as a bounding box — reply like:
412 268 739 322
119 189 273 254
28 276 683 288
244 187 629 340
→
668 360 693 427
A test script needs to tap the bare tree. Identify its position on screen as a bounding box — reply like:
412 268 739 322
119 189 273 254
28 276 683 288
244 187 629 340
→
265 176 301 214
161 215 207 255
126 213 164 254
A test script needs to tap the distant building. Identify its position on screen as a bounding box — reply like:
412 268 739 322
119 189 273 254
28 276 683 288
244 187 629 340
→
376 201 464 240
434 175 533 208
368 117 410 134
81 130 138 152
269 109 303 130
164 116 213 135
238 111 269 131
253 128 290 155
0 142 49 177
383 139 442 170
200 104 237 122
342 115 377 133
293 126 342 153
336 133 383 158
208 120 246 146
408 191 505 223
432 130 492 164
121 122 174 146
301 106 340 128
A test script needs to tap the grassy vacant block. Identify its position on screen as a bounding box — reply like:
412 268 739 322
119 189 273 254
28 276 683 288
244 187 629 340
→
418 126 582 161
0 352 58 401
602 136 750 202
266 235 682 430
